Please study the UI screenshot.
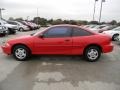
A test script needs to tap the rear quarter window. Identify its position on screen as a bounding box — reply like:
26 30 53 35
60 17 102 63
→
72 27 93 36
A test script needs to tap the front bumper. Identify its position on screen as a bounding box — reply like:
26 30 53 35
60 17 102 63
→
102 44 113 53
24 27 30 31
1 44 11 55
0 30 8 34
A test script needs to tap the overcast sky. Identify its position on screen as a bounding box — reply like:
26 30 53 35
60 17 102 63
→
0 0 120 22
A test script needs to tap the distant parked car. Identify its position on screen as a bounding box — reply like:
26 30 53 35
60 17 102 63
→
0 21 8 36
1 25 113 62
7 21 30 31
27 22 40 29
0 20 17 34
20 21 34 30
31 22 40 29
84 25 97 29
98 25 117 33
102 26 120 41
89 25 107 32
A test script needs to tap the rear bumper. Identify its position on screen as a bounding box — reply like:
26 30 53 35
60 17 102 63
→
102 44 113 53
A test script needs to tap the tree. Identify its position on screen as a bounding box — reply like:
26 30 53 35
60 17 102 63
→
33 17 47 26
77 20 88 25
117 22 120 26
109 20 117 25
89 21 99 24
15 17 23 21
8 17 14 21
69 20 77 25
47 19 53 24
51 19 63 25
63 20 70 24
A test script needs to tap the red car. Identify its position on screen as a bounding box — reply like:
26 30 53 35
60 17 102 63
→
1 25 113 62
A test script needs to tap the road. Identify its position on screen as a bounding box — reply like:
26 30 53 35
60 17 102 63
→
0 28 120 90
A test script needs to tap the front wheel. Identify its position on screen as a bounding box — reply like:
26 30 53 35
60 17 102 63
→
19 28 24 32
13 45 30 61
84 46 101 62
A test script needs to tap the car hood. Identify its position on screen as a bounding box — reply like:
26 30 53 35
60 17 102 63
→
12 35 32 40
4 24 17 27
7 35 33 44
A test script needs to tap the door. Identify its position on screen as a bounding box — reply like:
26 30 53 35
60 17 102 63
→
72 27 93 55
34 26 73 54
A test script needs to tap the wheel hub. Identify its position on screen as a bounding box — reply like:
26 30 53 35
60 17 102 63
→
87 49 98 60
15 48 26 59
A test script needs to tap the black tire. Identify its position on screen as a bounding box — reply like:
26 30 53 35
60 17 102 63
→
84 46 101 62
12 45 30 61
8 28 16 34
0 33 6 37
112 34 119 41
19 28 24 32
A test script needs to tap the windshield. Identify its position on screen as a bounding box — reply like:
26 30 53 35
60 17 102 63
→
93 26 106 29
2 21 8 24
32 28 47 36
16 22 23 26
112 27 120 31
101 26 110 30
99 26 106 29
101 26 115 30
7 21 17 25
92 25 100 29
88 25 96 28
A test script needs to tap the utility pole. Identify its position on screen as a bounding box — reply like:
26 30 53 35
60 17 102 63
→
99 0 105 23
93 0 98 21
0 8 5 19
37 8 39 25
27 16 29 21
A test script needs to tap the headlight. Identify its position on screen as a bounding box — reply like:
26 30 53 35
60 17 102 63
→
2 26 7 30
1 42 10 47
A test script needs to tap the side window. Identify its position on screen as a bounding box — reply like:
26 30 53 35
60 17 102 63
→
0 23 1 25
7 21 17 25
72 28 93 36
44 27 71 38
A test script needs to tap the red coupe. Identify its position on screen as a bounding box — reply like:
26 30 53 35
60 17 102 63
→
1 25 113 62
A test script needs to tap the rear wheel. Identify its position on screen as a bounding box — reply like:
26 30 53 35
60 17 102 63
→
13 45 30 61
84 46 101 62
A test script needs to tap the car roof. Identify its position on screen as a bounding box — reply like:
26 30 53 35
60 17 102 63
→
49 24 80 27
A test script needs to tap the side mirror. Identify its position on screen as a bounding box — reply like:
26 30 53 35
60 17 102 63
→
39 34 44 38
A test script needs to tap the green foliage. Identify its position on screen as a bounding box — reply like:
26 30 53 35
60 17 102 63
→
89 21 99 25
33 17 47 26
109 20 117 25
9 16 119 27
15 17 23 21
8 17 14 20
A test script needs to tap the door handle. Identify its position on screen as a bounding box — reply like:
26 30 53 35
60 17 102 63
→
65 39 70 41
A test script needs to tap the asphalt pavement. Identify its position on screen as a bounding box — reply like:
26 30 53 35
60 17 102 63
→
0 28 120 90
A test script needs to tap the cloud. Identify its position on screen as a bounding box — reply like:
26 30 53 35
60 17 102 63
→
0 0 120 22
